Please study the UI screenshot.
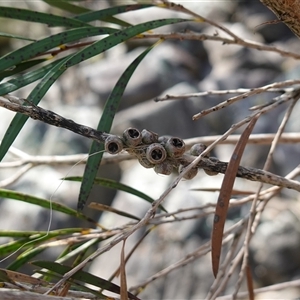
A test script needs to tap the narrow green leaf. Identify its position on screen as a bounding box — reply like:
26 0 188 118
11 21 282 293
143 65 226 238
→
43 1 135 27
0 59 47 82
0 57 67 93
56 238 100 265
0 32 36 41
0 188 97 224
43 0 144 27
0 238 28 257
77 43 159 211
7 247 45 271
0 228 94 257
36 268 107 299
32 261 140 300
74 4 153 26
61 19 188 71
42 0 90 14
0 228 89 238
0 6 91 28
0 27 117 73
65 176 167 212
89 203 141 221
8 236 99 272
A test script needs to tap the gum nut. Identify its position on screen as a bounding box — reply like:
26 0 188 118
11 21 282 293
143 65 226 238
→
141 129 159 144
190 143 208 156
104 136 124 154
123 127 142 147
146 143 167 164
154 161 173 175
165 137 185 158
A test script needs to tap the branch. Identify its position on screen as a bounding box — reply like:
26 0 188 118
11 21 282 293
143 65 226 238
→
0 96 299 192
139 32 300 60
0 95 109 144
192 81 300 120
199 157 300 192
155 87 292 102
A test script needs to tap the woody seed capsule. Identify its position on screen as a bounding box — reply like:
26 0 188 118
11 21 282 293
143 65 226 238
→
146 143 167 164
123 127 142 147
104 136 124 154
164 137 186 158
141 129 159 144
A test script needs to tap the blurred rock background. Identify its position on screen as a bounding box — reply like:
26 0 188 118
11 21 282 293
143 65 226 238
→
0 0 300 298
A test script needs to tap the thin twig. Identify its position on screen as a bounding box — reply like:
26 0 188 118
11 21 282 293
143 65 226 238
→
159 0 243 41
139 32 300 60
193 82 300 120
0 96 109 144
0 164 33 187
155 87 290 102
185 132 300 147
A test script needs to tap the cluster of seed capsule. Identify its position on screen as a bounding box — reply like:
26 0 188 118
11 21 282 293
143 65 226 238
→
104 128 208 180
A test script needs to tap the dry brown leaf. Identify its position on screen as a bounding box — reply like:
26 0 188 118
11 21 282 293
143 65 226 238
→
260 0 300 38
211 115 259 277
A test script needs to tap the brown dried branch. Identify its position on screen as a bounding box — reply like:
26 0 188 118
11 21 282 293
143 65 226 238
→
139 32 300 60
0 95 109 144
1 132 299 168
155 87 292 102
193 82 300 120
1 96 299 192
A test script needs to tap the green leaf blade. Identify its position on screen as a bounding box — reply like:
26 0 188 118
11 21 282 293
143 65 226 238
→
32 261 140 299
42 0 90 14
65 176 167 212
74 4 153 26
0 6 91 28
0 188 97 224
77 42 159 211
0 27 117 73
0 57 66 93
